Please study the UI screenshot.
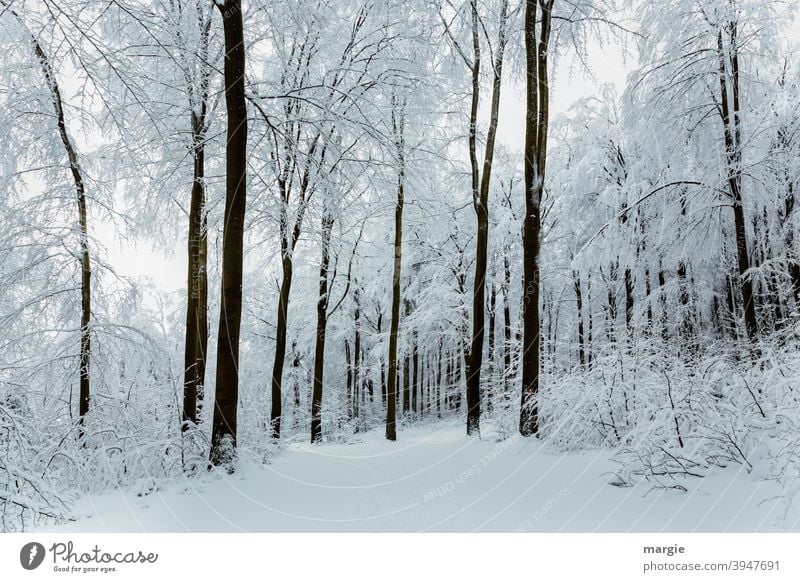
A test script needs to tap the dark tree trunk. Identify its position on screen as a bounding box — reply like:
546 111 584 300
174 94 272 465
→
785 181 800 306
412 337 419 415
466 0 508 437
486 279 497 414
658 267 668 343
345 339 353 418
624 267 634 337
436 343 443 418
403 352 410 415
385 96 405 441
210 0 247 469
605 263 618 345
270 257 293 440
520 0 554 437
586 277 593 368
677 261 692 341
573 269 585 368
503 253 512 391
183 104 209 429
29 37 92 428
644 269 653 333
292 341 301 429
22 9 92 438
353 288 362 423
310 213 334 443
718 25 758 345
26 17 93 431
454 350 463 412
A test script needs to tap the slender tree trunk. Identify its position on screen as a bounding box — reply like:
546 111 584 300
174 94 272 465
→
625 267 634 337
292 341 301 429
486 278 496 414
385 96 405 441
644 269 653 333
718 25 758 345
573 269 585 368
345 339 353 418
503 253 512 392
436 343 443 418
310 213 334 443
353 288 362 423
465 0 508 437
658 267 668 343
403 351 410 415
183 103 209 429
269 257 294 439
412 336 419 415
30 33 92 426
785 181 800 306
520 0 554 437
210 0 247 469
586 277 594 368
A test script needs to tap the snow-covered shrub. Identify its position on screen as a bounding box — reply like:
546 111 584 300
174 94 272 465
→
0 400 71 531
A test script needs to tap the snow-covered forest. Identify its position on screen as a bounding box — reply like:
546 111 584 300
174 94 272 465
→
2 0 800 533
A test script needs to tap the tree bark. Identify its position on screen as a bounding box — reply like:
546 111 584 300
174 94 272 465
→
717 24 758 345
573 269 585 367
412 335 419 415
28 26 92 430
353 288 362 424
385 96 405 441
210 0 247 469
502 253 512 392
520 0 554 437
486 278 496 414
183 93 209 429
465 0 508 437
311 212 334 443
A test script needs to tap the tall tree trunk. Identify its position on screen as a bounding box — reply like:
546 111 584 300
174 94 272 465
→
183 100 209 429
520 0 554 437
311 213 334 443
210 0 247 469
466 0 508 437
385 96 405 441
29 28 92 428
718 24 758 345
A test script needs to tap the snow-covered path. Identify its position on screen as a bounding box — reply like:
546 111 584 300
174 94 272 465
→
41 422 791 532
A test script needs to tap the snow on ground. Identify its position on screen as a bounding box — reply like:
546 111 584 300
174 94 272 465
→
39 421 793 533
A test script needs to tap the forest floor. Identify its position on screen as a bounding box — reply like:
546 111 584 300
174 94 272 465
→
39 421 792 532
